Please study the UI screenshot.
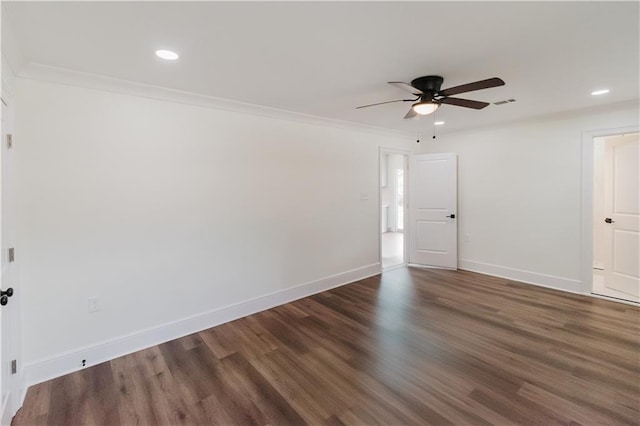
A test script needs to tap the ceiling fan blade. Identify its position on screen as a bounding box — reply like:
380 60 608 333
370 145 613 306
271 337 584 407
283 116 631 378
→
439 77 505 97
388 81 424 95
404 107 418 119
356 98 416 109
440 97 490 109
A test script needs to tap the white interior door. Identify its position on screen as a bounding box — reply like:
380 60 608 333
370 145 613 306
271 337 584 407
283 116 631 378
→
0 98 19 424
409 153 457 269
603 134 640 302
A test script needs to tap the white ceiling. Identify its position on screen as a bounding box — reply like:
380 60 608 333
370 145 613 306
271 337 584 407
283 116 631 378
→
3 1 639 134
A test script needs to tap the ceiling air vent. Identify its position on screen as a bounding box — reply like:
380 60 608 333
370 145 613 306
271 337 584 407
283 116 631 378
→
493 99 516 105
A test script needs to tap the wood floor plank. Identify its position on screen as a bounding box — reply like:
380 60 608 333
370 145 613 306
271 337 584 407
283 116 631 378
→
10 381 50 426
83 362 120 426
157 340 211 404
44 372 84 425
113 364 162 426
133 345 170 378
198 327 237 360
185 343 267 425
220 352 307 425
248 353 330 424
143 370 193 424
191 394 238 426
13 267 640 425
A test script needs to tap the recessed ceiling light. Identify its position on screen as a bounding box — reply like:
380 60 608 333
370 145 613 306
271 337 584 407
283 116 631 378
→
155 50 179 60
434 121 445 126
591 89 610 96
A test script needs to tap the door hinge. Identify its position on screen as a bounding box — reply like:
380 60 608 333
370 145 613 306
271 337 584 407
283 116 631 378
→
6 134 12 149
11 360 16 374
8 248 14 262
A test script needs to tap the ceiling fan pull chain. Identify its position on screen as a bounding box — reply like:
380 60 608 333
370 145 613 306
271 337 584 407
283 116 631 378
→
432 112 437 139
416 128 420 143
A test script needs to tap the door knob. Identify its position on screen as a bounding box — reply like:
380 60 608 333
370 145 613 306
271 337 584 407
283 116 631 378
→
446 214 456 219
0 287 13 306
605 218 615 224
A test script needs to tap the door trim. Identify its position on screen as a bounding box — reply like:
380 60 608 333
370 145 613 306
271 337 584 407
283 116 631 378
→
580 125 639 296
379 147 410 270
0 88 22 425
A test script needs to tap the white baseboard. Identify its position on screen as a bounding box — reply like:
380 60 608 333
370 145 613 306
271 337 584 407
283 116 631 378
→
24 263 381 387
458 259 583 294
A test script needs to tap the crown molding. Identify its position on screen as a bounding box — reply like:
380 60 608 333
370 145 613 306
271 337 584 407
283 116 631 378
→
18 62 412 139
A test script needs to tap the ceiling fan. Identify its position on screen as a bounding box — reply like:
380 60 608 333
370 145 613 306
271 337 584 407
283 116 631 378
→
356 76 505 119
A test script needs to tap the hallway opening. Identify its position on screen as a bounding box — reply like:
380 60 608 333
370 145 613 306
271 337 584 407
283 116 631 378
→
380 151 407 269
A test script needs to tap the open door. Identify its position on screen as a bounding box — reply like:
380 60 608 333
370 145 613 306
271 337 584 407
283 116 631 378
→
602 134 639 302
1 97 20 424
409 153 457 269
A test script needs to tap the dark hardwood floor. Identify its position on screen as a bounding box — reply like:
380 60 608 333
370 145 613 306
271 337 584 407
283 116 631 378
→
13 267 640 425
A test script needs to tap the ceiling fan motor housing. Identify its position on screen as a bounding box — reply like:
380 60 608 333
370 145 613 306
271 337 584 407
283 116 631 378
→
411 75 444 96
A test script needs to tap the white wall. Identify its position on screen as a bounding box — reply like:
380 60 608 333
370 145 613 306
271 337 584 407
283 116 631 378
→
419 103 639 292
15 78 413 381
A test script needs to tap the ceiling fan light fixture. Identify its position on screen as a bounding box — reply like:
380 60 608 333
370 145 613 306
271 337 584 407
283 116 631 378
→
412 101 439 115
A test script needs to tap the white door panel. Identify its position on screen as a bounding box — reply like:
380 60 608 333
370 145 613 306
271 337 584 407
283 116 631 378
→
613 141 639 214
416 160 450 207
1 95 20 424
416 220 449 252
603 134 639 302
410 153 457 269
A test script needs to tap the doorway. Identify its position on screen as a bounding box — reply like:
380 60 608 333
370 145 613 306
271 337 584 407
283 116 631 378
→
591 133 639 303
380 150 408 269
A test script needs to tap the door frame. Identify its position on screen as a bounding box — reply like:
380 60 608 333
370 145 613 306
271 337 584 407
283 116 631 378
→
379 147 410 270
0 77 23 424
580 125 639 296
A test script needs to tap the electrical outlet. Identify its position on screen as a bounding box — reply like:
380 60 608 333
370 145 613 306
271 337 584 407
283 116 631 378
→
88 297 100 313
